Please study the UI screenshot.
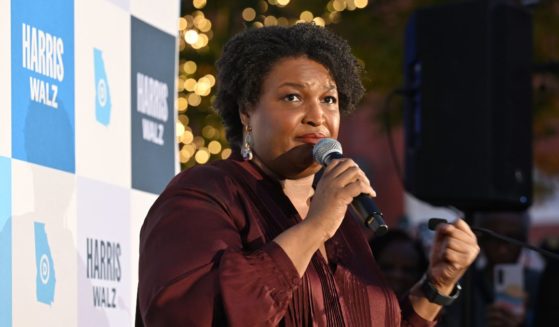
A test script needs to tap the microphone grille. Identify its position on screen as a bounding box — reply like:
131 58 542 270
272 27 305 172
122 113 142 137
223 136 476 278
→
313 138 343 165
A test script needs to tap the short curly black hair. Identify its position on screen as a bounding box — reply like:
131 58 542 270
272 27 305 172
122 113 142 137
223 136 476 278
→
214 23 365 147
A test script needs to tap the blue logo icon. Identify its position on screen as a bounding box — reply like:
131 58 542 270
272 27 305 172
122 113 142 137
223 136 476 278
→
94 48 111 126
34 222 56 305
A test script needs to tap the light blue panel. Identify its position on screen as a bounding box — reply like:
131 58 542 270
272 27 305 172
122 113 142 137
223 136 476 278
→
0 157 12 327
11 0 75 173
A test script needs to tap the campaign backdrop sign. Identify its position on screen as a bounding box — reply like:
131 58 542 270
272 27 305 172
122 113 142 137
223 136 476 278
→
77 177 131 326
74 1 131 188
11 0 75 173
11 161 78 326
131 17 176 194
3 0 179 325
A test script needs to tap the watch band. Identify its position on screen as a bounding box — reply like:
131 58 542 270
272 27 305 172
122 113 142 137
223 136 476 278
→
419 274 462 306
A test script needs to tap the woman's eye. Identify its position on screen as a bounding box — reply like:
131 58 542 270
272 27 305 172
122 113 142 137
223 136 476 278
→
284 94 301 102
324 96 337 104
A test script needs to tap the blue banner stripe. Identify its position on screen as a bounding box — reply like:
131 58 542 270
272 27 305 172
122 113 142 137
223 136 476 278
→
0 157 12 327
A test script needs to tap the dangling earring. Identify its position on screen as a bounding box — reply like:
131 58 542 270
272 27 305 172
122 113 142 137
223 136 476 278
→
241 125 253 161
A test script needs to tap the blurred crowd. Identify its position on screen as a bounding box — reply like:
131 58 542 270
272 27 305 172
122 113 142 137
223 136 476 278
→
368 211 559 327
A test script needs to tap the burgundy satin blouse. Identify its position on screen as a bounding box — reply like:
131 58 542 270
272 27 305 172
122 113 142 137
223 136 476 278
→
137 156 436 327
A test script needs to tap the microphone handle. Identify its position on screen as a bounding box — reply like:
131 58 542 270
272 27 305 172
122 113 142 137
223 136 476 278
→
323 152 389 236
428 218 559 261
352 194 389 236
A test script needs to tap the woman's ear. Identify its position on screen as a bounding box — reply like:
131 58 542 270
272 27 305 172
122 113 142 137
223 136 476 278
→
239 107 251 126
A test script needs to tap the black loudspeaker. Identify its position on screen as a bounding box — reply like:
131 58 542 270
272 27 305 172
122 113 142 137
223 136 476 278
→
403 0 533 211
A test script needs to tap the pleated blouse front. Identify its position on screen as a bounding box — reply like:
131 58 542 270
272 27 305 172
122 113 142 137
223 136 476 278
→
137 156 435 327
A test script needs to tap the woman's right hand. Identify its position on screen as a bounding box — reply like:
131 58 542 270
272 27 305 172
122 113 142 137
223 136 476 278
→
305 158 376 240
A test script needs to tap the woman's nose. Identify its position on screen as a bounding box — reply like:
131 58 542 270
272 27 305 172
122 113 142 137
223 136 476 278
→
303 99 325 126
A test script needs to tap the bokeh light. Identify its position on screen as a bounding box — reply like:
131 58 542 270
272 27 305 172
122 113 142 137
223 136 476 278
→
187 93 202 106
176 122 185 138
178 97 188 112
264 15 278 26
193 0 206 9
208 140 222 154
355 0 368 9
181 130 194 144
184 78 197 92
202 125 217 139
195 147 210 164
178 17 187 30
183 61 197 74
300 11 314 22
221 148 232 160
184 30 199 44
242 8 257 21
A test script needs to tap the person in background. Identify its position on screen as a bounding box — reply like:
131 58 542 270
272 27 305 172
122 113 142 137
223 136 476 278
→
136 23 479 326
439 211 540 327
370 229 429 299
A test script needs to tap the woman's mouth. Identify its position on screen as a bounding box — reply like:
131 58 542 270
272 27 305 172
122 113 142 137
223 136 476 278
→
295 134 327 145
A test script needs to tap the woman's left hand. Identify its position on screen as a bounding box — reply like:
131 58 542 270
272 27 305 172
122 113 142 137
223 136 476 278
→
428 218 480 293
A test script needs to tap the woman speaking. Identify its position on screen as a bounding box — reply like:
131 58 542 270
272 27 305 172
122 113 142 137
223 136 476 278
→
136 23 479 326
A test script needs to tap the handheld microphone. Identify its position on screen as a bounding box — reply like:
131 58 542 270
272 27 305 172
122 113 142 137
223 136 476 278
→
313 138 389 236
428 218 559 261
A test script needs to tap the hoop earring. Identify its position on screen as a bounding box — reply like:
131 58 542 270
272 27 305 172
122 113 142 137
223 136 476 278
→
241 125 253 161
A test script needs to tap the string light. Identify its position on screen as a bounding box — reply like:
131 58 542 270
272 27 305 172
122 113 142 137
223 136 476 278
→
277 17 289 26
184 30 199 44
264 15 278 26
183 61 197 74
178 17 187 30
208 140 222 154
178 97 188 112
300 11 314 22
355 0 368 9
187 93 202 106
193 136 205 148
193 0 206 9
181 130 194 144
195 76 212 96
202 125 217 139
194 147 210 164
204 74 215 86
178 77 185 92
333 0 346 11
176 122 186 139
221 148 232 159
242 8 257 21
183 148 196 164
184 78 197 92
257 1 269 13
